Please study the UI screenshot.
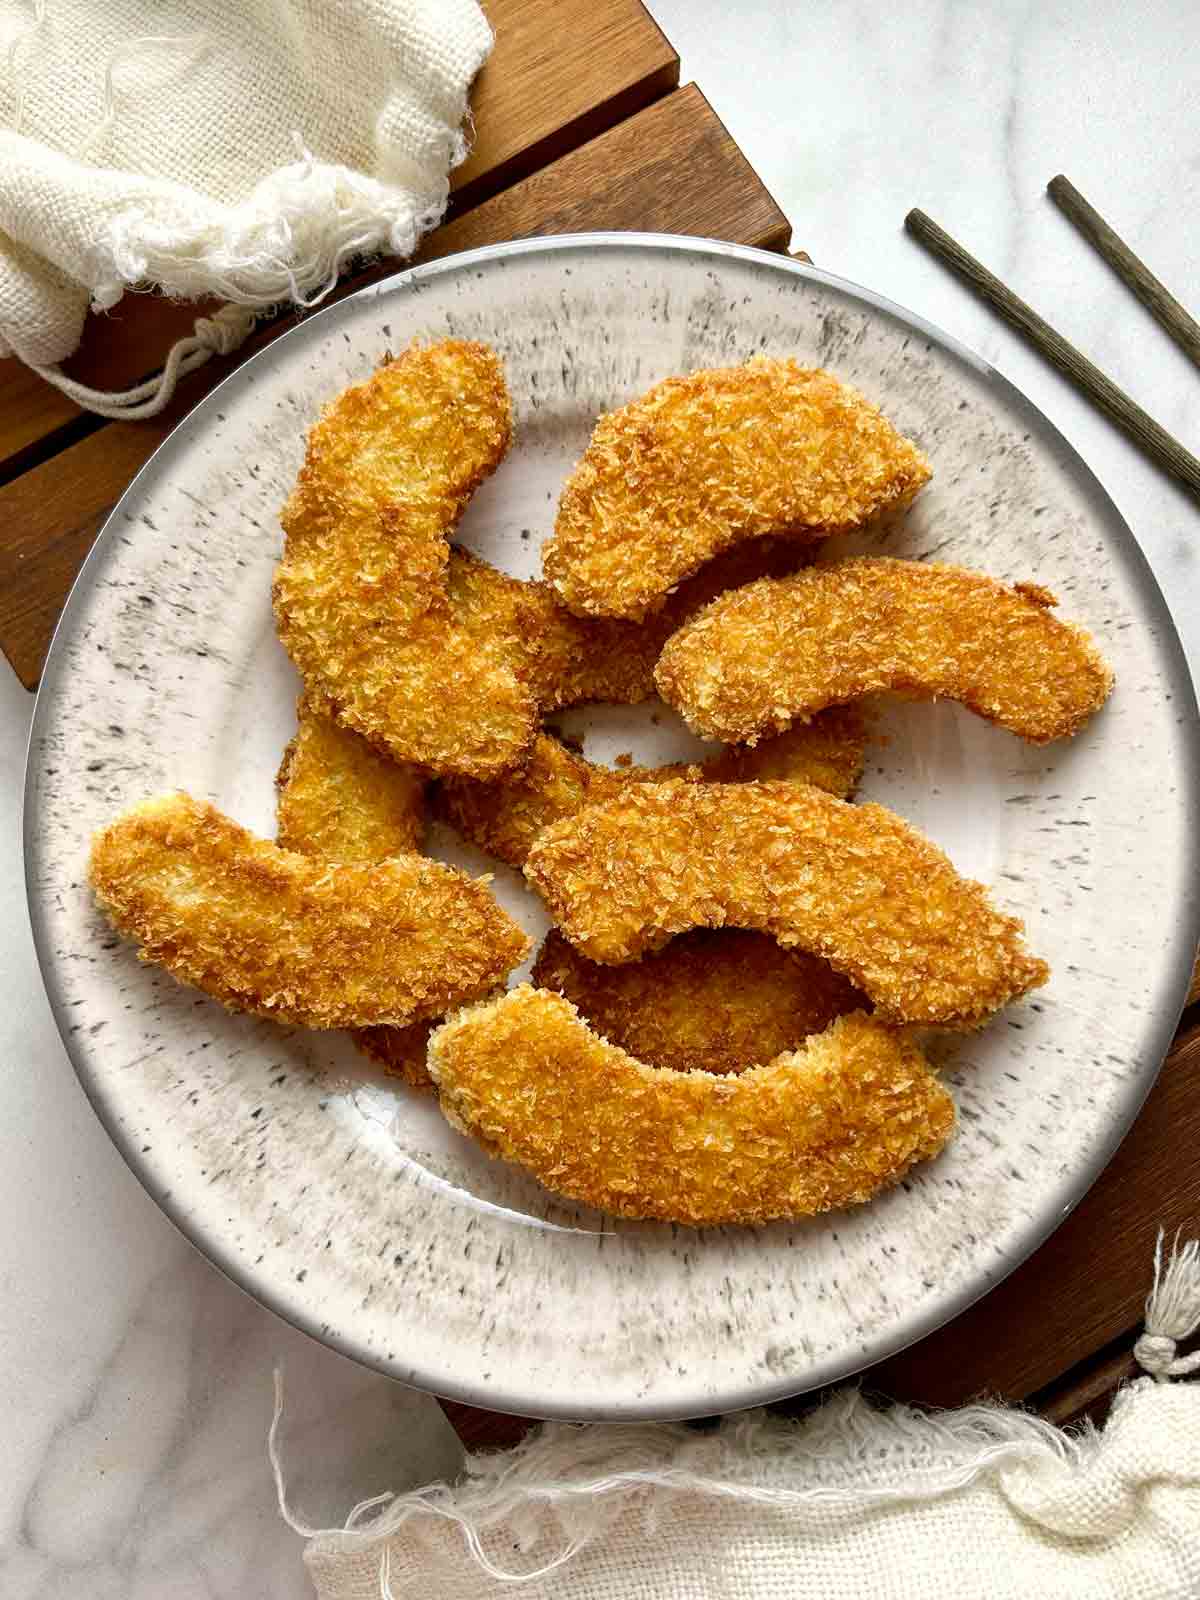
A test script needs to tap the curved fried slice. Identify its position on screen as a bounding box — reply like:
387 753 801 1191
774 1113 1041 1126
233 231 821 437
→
89 793 529 1029
533 928 863 1075
524 782 1047 1027
429 988 954 1225
657 557 1114 745
447 547 665 711
355 1022 436 1088
276 695 426 859
274 699 434 1082
700 708 867 794
543 358 931 620
437 708 866 869
449 536 812 714
273 340 530 779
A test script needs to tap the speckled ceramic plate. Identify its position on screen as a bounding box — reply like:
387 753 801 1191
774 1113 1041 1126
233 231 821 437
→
26 236 1200 1420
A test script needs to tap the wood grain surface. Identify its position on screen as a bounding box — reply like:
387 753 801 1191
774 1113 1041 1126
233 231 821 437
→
0 85 788 689
419 84 790 262
459 0 678 208
0 0 677 481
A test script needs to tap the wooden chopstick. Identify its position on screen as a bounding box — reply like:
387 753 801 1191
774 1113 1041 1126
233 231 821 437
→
904 208 1200 503
1048 175 1200 372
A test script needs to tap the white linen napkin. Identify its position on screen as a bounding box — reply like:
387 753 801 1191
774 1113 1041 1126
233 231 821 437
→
0 0 492 414
285 1234 1200 1600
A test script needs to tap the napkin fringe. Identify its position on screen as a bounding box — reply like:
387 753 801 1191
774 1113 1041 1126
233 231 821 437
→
24 137 451 419
278 1387 1102 1586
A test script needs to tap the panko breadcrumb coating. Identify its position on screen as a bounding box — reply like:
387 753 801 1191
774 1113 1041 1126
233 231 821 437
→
437 709 866 869
274 698 434 1084
532 928 863 1075
354 1022 435 1088
543 358 931 620
276 695 426 859
273 341 530 779
89 792 529 1029
656 557 1114 745
428 987 954 1225
449 536 813 714
524 782 1048 1027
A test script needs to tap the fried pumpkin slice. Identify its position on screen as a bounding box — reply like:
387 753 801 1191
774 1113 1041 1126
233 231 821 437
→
524 782 1047 1028
448 537 810 714
272 340 529 779
437 709 866 870
89 792 529 1029
532 928 862 1076
274 699 434 1083
543 358 930 620
656 557 1114 745
276 694 427 859
428 988 954 1226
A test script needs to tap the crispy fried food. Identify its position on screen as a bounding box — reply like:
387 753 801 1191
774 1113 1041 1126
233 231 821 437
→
89 792 529 1029
533 928 863 1075
447 547 664 712
273 341 813 780
354 1022 435 1088
657 557 1114 746
543 358 931 620
274 698 434 1083
524 782 1048 1027
276 695 426 858
428 988 954 1225
437 708 866 869
700 709 866 791
449 536 811 714
273 340 531 779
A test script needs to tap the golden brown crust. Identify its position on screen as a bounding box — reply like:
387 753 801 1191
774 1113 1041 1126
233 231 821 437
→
273 340 532 779
532 928 863 1075
448 536 813 715
428 988 954 1225
524 782 1048 1028
436 708 867 870
656 557 1114 745
699 707 867 792
276 695 426 859
89 792 529 1029
543 358 931 620
273 699 436 1082
355 1022 437 1087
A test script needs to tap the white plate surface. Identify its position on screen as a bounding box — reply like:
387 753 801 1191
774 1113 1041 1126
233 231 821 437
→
26 236 1200 1419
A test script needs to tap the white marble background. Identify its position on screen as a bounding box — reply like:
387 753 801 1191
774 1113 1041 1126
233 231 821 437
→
3 2 1196 1595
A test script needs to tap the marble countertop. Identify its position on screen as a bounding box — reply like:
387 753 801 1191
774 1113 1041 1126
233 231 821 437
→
3 3 1196 1594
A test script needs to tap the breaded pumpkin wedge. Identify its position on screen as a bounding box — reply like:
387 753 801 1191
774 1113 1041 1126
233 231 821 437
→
532 928 862 1076
657 558 1113 746
276 694 427 859
437 709 866 870
543 358 930 620
448 537 810 714
429 988 954 1226
524 782 1048 1028
89 792 529 1029
273 340 530 779
274 698 435 1083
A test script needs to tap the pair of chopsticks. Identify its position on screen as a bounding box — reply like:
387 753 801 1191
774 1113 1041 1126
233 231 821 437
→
905 178 1200 501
